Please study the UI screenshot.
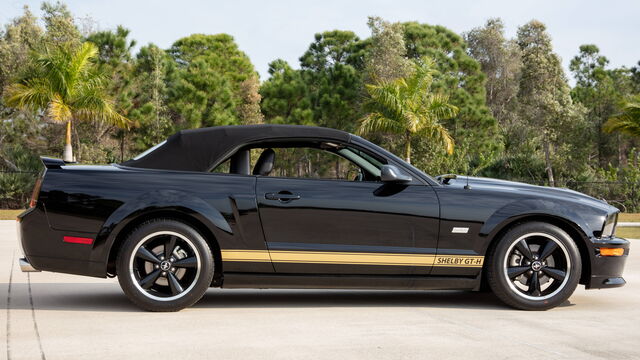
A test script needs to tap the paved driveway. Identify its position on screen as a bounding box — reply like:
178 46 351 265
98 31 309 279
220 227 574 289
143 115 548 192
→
1 220 638 359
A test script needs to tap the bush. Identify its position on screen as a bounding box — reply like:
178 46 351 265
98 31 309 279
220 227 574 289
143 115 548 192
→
0 145 41 209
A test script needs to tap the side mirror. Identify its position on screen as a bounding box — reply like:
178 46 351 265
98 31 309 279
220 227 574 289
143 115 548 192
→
380 165 412 183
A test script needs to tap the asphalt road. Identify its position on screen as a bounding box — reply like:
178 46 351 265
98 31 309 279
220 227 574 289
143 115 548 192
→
1 220 638 360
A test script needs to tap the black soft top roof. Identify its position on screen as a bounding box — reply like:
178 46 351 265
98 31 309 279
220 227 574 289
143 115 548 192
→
120 124 352 172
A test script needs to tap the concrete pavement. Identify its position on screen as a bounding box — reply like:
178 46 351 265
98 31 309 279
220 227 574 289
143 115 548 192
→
1 220 638 359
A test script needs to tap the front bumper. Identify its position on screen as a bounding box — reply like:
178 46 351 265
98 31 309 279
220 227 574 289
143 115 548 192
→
587 236 630 289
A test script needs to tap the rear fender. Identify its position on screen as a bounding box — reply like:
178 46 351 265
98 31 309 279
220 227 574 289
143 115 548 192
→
90 189 231 264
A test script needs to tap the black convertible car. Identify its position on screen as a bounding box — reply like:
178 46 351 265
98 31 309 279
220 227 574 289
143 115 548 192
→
17 125 629 311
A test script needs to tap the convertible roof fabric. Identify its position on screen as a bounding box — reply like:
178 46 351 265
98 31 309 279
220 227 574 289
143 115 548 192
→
120 124 351 172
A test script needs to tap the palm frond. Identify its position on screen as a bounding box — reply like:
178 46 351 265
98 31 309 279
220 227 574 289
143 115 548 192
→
3 42 129 134
604 100 640 137
426 93 459 121
46 93 72 122
34 46 70 98
361 56 458 156
3 80 52 111
604 116 640 137
73 92 132 129
405 57 436 96
417 123 456 155
366 84 405 117
67 43 99 96
357 112 406 135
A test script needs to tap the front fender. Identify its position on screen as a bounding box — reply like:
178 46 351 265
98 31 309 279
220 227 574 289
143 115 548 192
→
480 198 597 240
90 189 231 264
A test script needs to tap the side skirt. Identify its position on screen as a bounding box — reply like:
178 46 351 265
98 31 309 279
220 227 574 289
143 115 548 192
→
221 273 480 291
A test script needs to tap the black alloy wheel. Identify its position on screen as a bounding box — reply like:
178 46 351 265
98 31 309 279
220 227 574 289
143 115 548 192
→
503 232 570 300
117 219 214 311
487 222 582 310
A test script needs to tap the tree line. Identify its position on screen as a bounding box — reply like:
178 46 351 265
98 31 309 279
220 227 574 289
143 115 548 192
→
1 2 639 210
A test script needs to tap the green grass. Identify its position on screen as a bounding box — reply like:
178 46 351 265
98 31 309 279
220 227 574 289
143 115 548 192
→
618 213 640 239
0 209 24 220
618 227 640 239
619 213 640 222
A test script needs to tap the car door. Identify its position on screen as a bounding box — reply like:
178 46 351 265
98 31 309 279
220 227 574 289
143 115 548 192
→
254 145 440 275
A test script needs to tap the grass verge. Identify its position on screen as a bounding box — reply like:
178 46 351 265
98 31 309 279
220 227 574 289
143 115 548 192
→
0 209 24 220
618 227 640 239
619 213 640 222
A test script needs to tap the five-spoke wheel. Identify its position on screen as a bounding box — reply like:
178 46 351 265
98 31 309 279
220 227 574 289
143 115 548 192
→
130 231 201 301
503 232 570 300
487 222 581 310
117 219 214 311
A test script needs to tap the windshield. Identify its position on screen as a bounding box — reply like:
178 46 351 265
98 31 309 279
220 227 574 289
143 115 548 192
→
350 135 438 184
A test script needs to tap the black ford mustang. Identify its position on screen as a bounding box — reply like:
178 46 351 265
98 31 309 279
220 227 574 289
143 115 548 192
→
17 125 629 311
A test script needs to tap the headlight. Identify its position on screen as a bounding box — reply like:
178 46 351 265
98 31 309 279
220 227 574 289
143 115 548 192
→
601 213 618 237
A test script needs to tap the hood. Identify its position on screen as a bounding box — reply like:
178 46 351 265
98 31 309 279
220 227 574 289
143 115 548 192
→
437 175 614 212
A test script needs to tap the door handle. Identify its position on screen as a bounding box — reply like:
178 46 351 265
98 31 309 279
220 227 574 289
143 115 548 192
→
265 192 301 202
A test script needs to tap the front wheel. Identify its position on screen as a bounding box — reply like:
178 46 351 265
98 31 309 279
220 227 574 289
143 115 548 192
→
486 222 582 310
116 219 214 311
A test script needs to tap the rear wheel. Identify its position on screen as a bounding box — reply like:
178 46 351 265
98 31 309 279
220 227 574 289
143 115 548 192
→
116 219 214 311
486 222 581 310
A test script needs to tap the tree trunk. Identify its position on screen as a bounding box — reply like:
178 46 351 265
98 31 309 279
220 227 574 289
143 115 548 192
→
617 133 626 167
543 135 555 187
120 131 126 163
63 120 73 162
404 131 411 164
597 119 603 167
73 121 81 162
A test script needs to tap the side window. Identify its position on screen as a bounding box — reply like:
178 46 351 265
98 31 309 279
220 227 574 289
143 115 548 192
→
211 143 385 181
211 158 230 174
252 146 381 181
262 147 359 180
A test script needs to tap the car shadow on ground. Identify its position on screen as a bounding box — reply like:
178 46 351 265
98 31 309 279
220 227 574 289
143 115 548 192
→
1 282 580 312
196 289 509 310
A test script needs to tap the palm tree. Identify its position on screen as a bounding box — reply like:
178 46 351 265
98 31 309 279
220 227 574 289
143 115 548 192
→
357 58 458 163
604 97 640 138
3 42 130 162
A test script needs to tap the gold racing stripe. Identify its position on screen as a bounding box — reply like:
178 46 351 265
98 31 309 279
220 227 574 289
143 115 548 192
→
221 250 272 262
270 250 435 266
221 249 484 268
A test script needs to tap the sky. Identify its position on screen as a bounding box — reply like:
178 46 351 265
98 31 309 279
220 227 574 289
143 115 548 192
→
2 0 639 81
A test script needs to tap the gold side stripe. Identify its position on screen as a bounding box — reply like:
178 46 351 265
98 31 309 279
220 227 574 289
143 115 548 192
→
220 250 484 267
271 251 434 266
221 250 272 262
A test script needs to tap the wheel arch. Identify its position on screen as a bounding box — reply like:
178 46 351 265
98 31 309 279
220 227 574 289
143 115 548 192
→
105 209 223 286
482 214 593 286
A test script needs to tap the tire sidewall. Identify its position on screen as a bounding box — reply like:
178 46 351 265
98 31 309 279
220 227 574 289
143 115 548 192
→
488 222 582 310
116 219 214 312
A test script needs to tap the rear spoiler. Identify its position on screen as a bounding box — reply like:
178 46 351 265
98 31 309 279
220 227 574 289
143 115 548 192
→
40 157 68 169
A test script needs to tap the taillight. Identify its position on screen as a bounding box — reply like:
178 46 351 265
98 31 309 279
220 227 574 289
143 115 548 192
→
29 177 42 208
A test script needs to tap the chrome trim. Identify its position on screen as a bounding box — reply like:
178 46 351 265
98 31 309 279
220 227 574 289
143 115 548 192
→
19 257 40 272
451 227 469 234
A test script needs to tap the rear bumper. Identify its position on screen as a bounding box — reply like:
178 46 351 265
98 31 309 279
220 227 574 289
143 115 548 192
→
19 257 40 272
17 207 105 278
587 236 630 289
16 211 40 272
